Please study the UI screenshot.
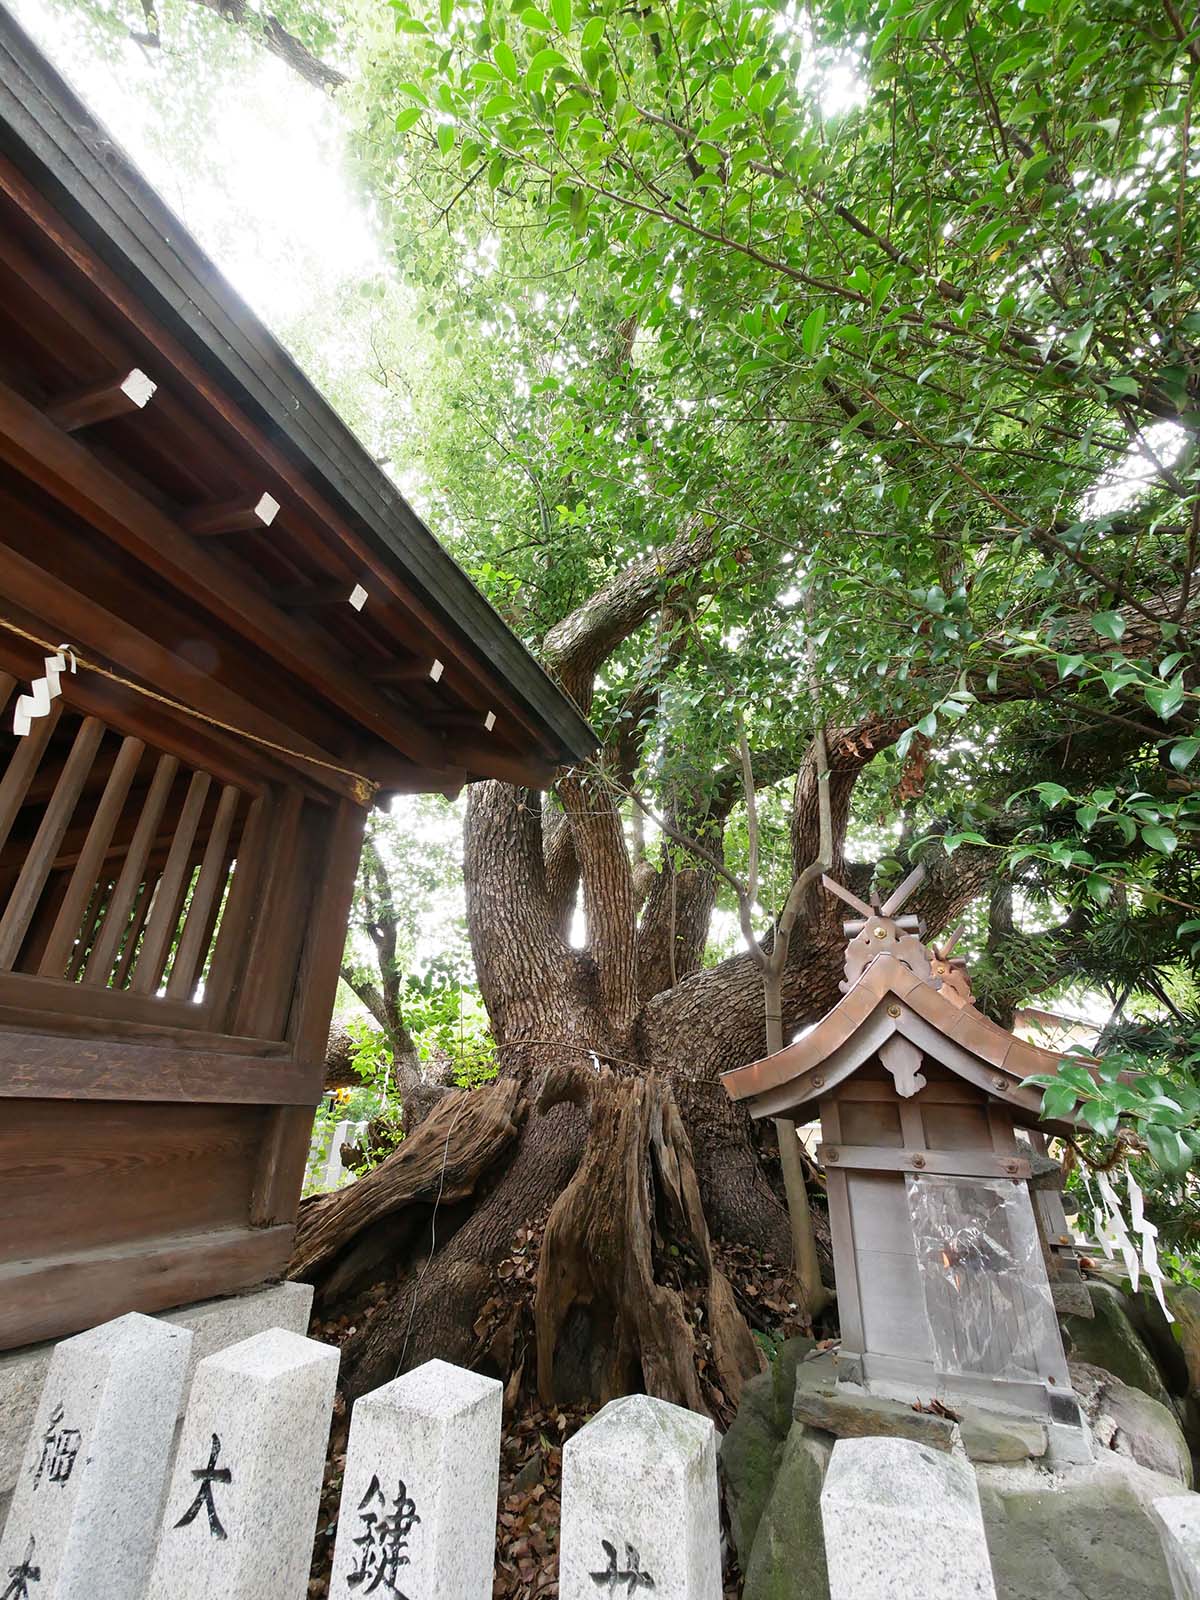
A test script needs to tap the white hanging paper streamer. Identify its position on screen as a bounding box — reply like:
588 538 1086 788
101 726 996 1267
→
1090 1168 1176 1323
1128 1169 1175 1323
13 644 76 737
348 584 368 612
1096 1170 1141 1287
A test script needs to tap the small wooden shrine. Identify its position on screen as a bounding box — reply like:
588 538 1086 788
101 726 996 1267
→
0 13 595 1352
723 868 1087 1431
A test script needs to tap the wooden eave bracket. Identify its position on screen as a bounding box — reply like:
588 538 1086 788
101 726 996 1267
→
183 492 279 537
45 367 156 432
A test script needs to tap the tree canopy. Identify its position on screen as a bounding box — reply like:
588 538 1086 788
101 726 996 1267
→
54 0 1200 1231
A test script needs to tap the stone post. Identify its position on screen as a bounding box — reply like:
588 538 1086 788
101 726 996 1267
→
146 1327 339 1600
1154 1494 1200 1600
558 1393 721 1600
0 1311 192 1600
820 1436 997 1599
327 1357 502 1600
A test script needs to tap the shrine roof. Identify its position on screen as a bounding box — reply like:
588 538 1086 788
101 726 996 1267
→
721 952 1083 1135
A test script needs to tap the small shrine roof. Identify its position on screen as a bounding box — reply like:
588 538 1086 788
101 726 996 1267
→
721 950 1083 1135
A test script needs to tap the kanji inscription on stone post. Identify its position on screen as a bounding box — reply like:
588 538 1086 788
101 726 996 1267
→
32 1406 81 1491
590 1538 656 1593
328 1359 502 1600
345 1474 420 1594
1 1537 41 1600
0 1312 191 1600
173 1434 233 1541
146 1328 339 1600
559 1395 720 1600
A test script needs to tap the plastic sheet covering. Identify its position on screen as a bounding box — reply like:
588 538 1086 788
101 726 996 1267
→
905 1175 1059 1382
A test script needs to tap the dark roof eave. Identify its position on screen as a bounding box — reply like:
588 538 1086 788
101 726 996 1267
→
0 8 597 765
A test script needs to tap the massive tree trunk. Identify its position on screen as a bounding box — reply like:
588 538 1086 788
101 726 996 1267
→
304 552 1178 1413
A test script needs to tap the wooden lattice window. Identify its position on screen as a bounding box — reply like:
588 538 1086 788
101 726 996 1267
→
0 692 253 1004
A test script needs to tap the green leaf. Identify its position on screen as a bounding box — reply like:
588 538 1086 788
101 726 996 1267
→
1146 679 1186 720
551 0 571 30
526 47 567 89
439 0 454 28
1040 1082 1078 1122
394 106 424 132
801 304 827 357
1033 781 1071 809
494 40 519 81
1141 823 1178 855
1091 610 1126 642
580 14 605 46
943 830 988 854
1146 1124 1191 1173
1169 738 1200 772
522 6 553 29
436 122 456 155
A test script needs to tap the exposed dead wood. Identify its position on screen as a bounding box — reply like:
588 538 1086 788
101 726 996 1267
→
290 1078 527 1284
533 1065 762 1418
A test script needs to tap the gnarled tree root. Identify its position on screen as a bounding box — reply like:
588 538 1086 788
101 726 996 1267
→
533 1065 763 1418
290 1077 526 1292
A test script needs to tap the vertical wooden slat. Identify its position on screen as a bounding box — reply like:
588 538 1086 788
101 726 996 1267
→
0 673 15 716
0 697 63 860
38 736 145 977
0 716 104 970
130 771 211 993
228 789 306 1039
67 878 110 980
84 753 178 984
166 784 241 1000
202 793 270 1030
111 876 155 989
251 796 368 1227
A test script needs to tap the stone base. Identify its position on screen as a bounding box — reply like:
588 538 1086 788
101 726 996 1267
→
720 1336 1181 1600
0 1278 313 1531
977 1452 1194 1600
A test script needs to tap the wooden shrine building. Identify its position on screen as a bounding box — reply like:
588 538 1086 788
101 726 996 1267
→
723 870 1088 1437
0 11 595 1352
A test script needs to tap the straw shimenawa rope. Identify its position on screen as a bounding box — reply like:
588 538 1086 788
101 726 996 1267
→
0 616 379 805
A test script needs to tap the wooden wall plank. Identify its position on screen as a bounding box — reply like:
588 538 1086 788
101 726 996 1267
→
0 1099 265 1258
0 1223 294 1350
0 1031 319 1102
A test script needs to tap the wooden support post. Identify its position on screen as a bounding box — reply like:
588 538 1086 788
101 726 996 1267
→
45 369 156 431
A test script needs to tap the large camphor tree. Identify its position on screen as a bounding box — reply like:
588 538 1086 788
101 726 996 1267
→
68 0 1200 1408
